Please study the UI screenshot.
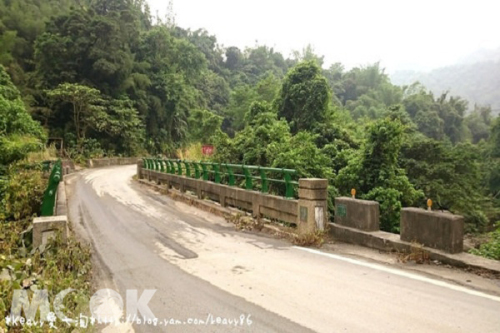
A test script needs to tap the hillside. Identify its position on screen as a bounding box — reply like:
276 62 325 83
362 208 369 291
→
391 49 500 112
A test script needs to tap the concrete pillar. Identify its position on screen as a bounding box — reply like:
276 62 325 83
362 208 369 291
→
252 196 262 220
219 186 227 207
137 161 143 179
196 182 203 199
179 180 186 193
33 216 68 248
297 179 328 234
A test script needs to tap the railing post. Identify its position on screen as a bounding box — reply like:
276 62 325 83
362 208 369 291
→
259 167 268 193
284 170 294 199
159 159 165 173
242 166 252 190
225 164 235 186
200 162 209 180
183 161 191 177
192 162 200 179
41 160 62 216
168 160 175 174
176 160 182 176
213 163 221 184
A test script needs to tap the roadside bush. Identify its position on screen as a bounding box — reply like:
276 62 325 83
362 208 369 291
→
0 218 92 332
463 210 489 234
0 65 46 166
470 225 500 260
364 187 402 233
0 164 45 222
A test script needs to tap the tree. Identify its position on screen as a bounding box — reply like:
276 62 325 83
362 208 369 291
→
46 83 105 146
99 98 145 155
223 73 280 133
435 93 467 144
233 112 291 166
225 46 242 71
0 0 74 91
188 109 223 144
414 110 445 140
0 65 45 165
338 63 392 104
291 44 324 67
336 117 423 232
465 105 492 143
195 70 230 114
244 101 272 125
400 137 488 232
275 61 330 133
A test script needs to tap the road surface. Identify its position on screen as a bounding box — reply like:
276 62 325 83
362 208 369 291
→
66 165 500 332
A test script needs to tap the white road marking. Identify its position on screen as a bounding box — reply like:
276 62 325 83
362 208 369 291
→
293 246 500 303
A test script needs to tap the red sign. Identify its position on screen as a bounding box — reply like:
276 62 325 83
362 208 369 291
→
202 145 215 156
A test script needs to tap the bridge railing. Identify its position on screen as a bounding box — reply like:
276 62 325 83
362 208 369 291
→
142 158 298 198
41 159 62 216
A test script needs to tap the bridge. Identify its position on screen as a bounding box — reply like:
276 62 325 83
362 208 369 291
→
32 158 500 332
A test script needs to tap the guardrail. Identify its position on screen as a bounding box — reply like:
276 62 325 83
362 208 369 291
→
41 159 62 216
142 158 298 198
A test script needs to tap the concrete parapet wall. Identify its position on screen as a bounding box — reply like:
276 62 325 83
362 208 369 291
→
87 157 139 168
139 168 331 232
334 197 380 231
143 169 298 224
56 181 67 216
401 208 464 254
33 216 68 248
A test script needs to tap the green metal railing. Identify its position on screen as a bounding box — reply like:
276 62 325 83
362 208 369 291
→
41 159 62 216
142 158 298 198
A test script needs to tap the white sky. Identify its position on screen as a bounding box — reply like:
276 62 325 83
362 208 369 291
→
147 0 500 72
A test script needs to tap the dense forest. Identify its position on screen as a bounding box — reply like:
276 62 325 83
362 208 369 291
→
1 0 500 258
391 48 500 113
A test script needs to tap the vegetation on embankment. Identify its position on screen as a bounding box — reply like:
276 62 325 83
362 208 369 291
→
1 59 91 331
470 224 500 260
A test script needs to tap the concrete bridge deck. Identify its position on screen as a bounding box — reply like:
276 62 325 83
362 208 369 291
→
67 165 500 333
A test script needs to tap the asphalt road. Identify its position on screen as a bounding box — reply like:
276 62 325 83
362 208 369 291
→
66 165 500 333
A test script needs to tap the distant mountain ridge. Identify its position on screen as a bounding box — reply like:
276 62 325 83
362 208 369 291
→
390 48 500 113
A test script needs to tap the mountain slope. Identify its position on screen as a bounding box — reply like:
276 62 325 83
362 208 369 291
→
391 50 500 112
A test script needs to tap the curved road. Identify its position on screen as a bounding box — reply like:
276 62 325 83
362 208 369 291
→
66 165 500 332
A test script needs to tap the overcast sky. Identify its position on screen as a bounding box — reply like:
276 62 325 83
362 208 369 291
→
147 0 500 72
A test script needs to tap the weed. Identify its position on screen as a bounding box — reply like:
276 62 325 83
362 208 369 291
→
397 242 430 264
292 230 326 247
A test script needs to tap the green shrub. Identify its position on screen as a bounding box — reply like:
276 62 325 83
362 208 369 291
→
364 187 402 233
463 210 489 234
0 65 46 166
470 226 500 260
0 165 45 221
0 219 92 332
